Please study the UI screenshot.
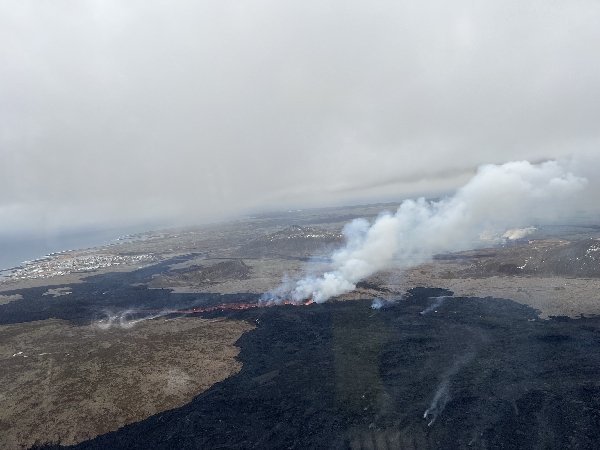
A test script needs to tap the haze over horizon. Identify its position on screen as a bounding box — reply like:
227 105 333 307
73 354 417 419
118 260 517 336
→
2 1 600 239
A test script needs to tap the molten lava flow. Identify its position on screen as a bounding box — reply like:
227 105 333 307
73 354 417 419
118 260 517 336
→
150 299 314 316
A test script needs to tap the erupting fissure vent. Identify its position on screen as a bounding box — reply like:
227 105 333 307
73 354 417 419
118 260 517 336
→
149 299 314 316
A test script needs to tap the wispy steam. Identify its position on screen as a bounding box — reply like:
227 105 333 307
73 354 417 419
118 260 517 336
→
371 298 393 309
264 161 587 303
423 378 451 426
420 297 447 315
95 309 169 330
423 351 476 426
502 227 536 240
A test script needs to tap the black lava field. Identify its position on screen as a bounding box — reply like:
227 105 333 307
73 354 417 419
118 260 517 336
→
3 258 600 450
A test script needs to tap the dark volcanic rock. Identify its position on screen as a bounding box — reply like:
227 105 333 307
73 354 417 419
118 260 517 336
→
38 288 600 450
150 259 251 288
7 255 600 450
455 238 600 278
355 280 391 292
233 225 343 258
0 257 260 327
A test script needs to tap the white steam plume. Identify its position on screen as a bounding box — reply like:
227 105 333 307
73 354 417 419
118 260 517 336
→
502 227 537 240
263 161 587 304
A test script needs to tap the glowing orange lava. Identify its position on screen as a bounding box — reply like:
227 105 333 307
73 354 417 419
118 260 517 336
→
154 299 314 316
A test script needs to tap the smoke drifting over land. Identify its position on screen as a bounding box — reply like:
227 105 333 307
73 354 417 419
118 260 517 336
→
420 297 447 316
264 161 587 303
424 351 477 426
95 309 169 330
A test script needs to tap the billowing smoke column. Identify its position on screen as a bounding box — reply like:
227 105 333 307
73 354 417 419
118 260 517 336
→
263 161 587 304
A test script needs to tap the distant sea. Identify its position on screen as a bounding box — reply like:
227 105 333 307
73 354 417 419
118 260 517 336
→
0 225 156 275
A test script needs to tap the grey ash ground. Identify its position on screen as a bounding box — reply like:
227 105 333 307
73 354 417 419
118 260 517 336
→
1 204 600 449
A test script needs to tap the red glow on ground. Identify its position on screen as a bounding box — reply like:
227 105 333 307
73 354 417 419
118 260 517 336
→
157 299 314 315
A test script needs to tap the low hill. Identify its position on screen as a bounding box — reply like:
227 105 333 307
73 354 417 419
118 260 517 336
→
232 225 343 259
448 238 600 278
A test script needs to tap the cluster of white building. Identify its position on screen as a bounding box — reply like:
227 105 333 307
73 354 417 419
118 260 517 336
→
4 253 155 281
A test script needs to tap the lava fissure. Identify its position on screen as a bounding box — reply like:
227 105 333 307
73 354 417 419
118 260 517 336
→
148 299 314 316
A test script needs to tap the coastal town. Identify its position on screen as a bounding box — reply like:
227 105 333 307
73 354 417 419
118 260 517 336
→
1 253 155 283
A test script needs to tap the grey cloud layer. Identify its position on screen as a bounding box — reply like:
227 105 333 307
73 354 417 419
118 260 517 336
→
1 1 599 234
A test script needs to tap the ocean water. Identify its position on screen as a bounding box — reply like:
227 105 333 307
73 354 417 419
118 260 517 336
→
0 225 154 273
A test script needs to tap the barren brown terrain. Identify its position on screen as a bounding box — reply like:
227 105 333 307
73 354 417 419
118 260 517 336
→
0 317 254 449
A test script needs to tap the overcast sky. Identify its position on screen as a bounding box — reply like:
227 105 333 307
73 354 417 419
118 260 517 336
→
1 0 599 237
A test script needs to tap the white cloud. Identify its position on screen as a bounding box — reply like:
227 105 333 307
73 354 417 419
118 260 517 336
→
1 1 599 235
